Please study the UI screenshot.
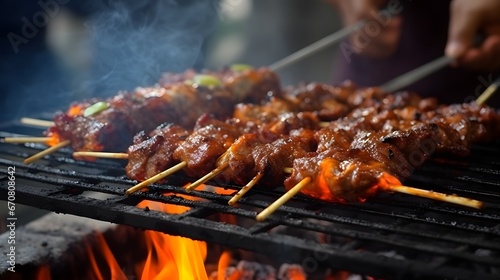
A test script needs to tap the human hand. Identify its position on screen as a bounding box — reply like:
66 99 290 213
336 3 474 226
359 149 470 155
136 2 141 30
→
446 0 500 72
329 0 403 59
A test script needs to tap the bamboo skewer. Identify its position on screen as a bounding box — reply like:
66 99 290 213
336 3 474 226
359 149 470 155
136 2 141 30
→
66 149 484 209
476 76 500 105
185 162 229 191
20 118 54 128
73 151 129 159
229 168 293 205
228 172 263 206
1 137 53 143
476 86 496 105
125 161 187 195
386 185 483 209
319 122 330 128
34 139 484 212
23 140 71 164
256 177 311 221
255 174 485 221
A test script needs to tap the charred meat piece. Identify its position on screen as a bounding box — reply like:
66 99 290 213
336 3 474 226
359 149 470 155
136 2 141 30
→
126 123 190 181
252 130 317 188
286 126 434 203
173 116 243 178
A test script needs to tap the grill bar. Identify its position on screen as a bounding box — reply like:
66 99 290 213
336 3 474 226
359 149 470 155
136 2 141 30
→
1 131 499 279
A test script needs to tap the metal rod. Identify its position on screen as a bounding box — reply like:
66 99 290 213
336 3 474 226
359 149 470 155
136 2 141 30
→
268 20 367 71
380 56 454 93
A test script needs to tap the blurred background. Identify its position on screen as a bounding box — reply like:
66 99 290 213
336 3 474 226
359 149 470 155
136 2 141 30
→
0 0 341 227
0 0 342 123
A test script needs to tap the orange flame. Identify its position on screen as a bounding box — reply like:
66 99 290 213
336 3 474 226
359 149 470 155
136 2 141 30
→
32 190 244 280
217 251 232 280
86 234 127 280
135 198 208 280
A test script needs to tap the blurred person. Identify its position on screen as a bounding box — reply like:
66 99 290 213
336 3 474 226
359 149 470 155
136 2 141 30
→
330 0 500 106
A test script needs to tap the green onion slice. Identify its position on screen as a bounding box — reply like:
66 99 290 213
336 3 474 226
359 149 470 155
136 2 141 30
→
193 74 222 87
83 102 109 117
230 64 253 72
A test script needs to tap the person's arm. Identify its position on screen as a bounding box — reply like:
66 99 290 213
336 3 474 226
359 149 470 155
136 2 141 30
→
446 0 500 72
329 0 403 59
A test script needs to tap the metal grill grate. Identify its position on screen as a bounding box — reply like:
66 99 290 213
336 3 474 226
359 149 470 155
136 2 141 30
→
1 124 500 279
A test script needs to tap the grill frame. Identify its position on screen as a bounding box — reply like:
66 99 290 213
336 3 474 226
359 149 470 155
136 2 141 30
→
1 126 500 280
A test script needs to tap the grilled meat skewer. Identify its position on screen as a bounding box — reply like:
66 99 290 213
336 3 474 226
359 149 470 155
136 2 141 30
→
126 112 322 182
47 67 281 152
286 102 500 203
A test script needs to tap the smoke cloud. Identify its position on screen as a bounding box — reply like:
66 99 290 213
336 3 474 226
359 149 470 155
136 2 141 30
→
0 0 218 120
82 0 218 96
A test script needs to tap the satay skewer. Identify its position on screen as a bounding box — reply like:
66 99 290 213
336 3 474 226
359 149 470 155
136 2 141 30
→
228 172 263 206
256 175 485 221
73 151 129 159
72 149 246 197
23 140 71 164
256 177 311 222
125 161 187 195
72 152 189 194
385 185 483 209
476 76 500 105
228 168 294 205
232 164 485 209
185 162 229 191
1 137 53 143
20 117 54 128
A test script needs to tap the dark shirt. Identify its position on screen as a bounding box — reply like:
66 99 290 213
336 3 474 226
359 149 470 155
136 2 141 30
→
332 0 500 107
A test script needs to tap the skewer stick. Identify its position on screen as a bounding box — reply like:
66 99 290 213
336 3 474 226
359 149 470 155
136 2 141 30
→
185 162 229 191
229 168 293 205
476 77 500 105
1 137 52 143
256 177 311 221
23 140 71 164
228 172 263 206
319 122 330 128
73 151 129 159
20 118 54 128
125 161 187 195
268 20 367 71
386 185 483 209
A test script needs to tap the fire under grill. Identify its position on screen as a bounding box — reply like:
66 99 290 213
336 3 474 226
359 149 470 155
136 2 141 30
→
1 124 500 279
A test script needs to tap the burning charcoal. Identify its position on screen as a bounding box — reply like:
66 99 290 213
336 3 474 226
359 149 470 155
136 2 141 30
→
209 266 242 280
209 260 277 280
235 260 260 279
254 265 276 280
234 260 276 280
278 263 307 280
